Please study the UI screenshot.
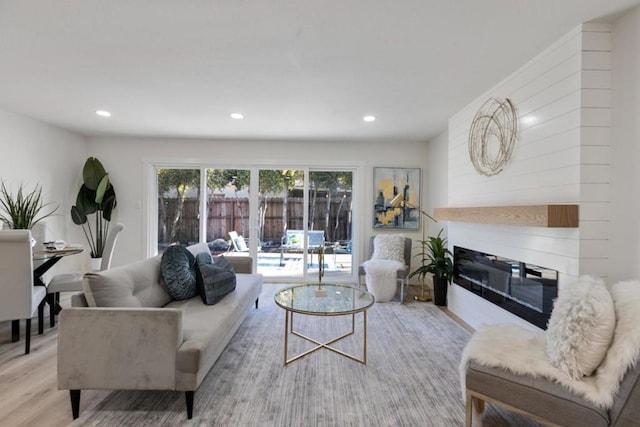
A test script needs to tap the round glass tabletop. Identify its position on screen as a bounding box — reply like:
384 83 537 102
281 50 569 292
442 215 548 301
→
274 284 375 316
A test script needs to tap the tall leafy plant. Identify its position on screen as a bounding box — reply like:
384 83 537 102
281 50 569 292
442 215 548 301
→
70 157 117 258
408 229 454 283
0 181 58 229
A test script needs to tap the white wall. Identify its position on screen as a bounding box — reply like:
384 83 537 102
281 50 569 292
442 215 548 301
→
609 6 640 281
86 136 430 270
445 23 613 330
425 129 448 237
0 109 87 272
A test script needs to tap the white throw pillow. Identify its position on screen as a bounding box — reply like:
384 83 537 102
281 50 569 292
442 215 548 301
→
372 234 406 264
546 275 616 380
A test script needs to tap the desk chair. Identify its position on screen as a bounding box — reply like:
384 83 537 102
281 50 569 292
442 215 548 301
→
47 223 124 326
0 230 46 354
358 236 412 303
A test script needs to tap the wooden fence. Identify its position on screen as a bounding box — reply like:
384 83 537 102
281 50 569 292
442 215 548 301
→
159 196 352 245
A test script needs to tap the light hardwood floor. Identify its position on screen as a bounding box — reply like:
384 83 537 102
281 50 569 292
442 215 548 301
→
0 284 468 427
0 295 107 427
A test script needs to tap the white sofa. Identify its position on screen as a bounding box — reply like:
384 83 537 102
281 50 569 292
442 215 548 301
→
57 243 263 420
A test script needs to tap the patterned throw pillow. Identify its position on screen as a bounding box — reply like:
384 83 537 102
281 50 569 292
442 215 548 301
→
160 245 198 300
198 255 237 305
372 234 406 264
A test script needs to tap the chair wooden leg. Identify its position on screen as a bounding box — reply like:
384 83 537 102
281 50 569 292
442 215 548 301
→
185 391 194 419
11 319 19 342
25 319 31 354
465 392 473 427
38 300 45 334
474 396 485 414
466 391 485 427
70 390 81 419
49 294 55 327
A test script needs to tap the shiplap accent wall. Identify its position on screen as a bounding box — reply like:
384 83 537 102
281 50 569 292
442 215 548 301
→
446 23 611 330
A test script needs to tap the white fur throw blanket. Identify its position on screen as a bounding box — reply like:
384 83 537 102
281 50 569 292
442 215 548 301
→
460 280 640 408
362 259 403 302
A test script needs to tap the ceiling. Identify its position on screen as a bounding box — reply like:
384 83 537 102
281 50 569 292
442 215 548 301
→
0 0 638 142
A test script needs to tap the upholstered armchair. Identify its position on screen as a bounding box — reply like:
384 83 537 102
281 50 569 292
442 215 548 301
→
461 277 640 426
358 235 411 302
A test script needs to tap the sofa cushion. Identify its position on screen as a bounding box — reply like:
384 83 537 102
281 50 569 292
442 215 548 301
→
170 273 263 390
83 255 173 307
546 275 615 379
198 256 236 305
161 245 198 300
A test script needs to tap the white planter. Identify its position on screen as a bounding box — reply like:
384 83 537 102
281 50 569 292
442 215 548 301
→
91 257 103 271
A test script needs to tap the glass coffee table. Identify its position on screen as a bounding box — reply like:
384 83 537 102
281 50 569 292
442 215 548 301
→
274 284 375 365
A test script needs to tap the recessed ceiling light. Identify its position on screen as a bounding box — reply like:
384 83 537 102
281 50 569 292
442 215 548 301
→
230 113 244 120
95 110 111 118
522 115 537 125
363 115 376 122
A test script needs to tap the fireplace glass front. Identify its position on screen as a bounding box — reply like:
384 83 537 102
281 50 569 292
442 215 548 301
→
453 246 558 329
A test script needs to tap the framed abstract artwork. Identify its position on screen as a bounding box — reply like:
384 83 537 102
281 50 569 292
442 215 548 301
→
372 167 421 230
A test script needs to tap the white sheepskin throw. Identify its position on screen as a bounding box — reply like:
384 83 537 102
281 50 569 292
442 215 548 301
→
546 276 616 379
362 259 403 302
460 279 640 409
372 234 405 264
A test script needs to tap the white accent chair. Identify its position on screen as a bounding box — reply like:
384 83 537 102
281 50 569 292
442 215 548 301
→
46 222 124 326
0 230 47 354
357 236 412 303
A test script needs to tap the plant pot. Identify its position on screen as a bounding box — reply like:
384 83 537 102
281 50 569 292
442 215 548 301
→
433 276 448 306
91 257 102 271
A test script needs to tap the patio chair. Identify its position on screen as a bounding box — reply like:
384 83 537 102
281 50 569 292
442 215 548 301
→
228 231 249 252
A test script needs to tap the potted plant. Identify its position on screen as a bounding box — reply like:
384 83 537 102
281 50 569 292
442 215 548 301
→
0 180 58 231
70 157 117 265
408 229 454 306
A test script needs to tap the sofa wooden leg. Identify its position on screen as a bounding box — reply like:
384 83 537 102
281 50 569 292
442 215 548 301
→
70 390 81 419
255 298 259 309
185 391 194 419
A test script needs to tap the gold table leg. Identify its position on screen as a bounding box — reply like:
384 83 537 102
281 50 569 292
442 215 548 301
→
283 310 368 365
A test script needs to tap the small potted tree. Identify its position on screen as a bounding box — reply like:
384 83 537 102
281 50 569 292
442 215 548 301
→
70 157 117 269
409 229 453 306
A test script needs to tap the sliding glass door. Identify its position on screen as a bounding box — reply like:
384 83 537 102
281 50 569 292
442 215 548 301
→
154 165 355 283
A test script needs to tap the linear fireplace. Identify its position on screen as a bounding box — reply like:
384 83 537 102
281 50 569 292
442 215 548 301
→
453 246 558 329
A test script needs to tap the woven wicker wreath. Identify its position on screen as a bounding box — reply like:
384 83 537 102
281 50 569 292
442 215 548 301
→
468 97 518 177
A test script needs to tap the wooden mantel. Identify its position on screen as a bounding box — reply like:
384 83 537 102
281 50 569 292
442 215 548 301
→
433 205 579 228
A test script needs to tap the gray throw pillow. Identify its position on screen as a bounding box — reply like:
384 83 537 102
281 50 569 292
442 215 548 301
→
198 255 236 305
161 245 197 300
195 251 213 292
195 251 213 266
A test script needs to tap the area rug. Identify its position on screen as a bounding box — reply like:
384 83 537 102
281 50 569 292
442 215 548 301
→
70 284 542 427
